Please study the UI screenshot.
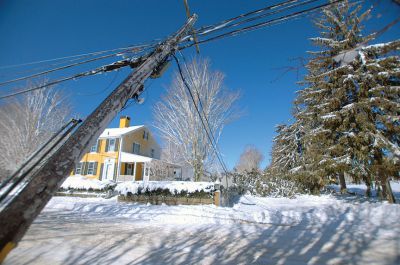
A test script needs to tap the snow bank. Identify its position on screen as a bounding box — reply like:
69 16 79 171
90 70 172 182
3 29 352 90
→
115 181 215 196
43 193 400 228
61 175 116 191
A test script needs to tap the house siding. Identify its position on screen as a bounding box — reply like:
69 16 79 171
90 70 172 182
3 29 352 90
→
71 125 160 181
122 128 160 159
73 138 119 180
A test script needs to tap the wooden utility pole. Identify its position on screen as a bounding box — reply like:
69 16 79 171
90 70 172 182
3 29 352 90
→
0 14 197 262
183 0 200 54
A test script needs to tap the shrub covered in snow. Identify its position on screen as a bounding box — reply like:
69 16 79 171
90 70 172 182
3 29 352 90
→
231 170 307 198
60 175 116 192
115 181 216 198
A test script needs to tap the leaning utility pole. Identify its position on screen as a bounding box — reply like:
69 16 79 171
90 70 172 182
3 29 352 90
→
0 14 197 261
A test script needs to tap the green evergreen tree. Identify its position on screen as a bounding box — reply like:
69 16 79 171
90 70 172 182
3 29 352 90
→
293 0 399 200
270 1 399 198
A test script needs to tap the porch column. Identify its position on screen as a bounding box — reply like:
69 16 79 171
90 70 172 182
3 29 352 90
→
133 162 137 181
143 162 149 182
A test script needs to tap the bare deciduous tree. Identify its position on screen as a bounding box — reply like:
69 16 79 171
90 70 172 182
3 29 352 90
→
0 83 71 180
235 145 264 173
153 58 240 181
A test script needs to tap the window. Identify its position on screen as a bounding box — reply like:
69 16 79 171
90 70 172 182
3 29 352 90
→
143 131 149 140
133 142 140 155
75 162 83 175
151 149 155 158
108 139 116 152
90 140 98 153
87 162 95 175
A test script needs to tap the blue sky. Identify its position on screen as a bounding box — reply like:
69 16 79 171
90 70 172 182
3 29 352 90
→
0 0 399 169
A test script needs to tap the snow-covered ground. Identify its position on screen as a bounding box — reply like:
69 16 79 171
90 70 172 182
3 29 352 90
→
4 193 400 265
329 181 400 201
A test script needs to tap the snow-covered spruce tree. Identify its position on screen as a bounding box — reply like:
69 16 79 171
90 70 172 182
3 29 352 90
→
270 121 305 174
295 1 373 193
357 41 400 202
295 1 399 200
268 118 322 193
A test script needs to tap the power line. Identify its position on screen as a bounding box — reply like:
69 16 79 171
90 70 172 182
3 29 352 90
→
172 54 229 175
179 53 230 174
0 119 81 205
0 0 353 100
193 0 300 35
0 46 151 87
0 43 157 70
77 70 120 97
0 56 146 100
196 0 321 36
182 0 350 48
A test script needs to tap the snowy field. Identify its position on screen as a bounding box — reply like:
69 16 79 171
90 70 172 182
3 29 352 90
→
4 192 400 265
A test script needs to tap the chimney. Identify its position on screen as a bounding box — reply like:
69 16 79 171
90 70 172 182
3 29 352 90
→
119 116 130 128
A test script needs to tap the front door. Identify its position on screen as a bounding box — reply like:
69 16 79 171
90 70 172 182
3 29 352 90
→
102 158 115 181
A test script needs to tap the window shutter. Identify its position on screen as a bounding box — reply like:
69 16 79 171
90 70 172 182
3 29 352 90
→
99 163 104 180
94 162 98 176
82 162 88 175
105 139 109 152
97 140 101 152
115 138 120 152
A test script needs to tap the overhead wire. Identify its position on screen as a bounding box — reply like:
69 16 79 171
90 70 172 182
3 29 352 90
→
193 0 301 35
0 45 149 79
0 42 158 70
0 56 147 99
0 45 153 87
0 119 82 205
178 51 229 174
172 54 229 176
181 0 350 48
194 0 320 37
195 0 321 36
0 0 355 100
77 70 121 97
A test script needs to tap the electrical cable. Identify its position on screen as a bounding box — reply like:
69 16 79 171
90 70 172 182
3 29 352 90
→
195 0 319 36
0 0 355 100
178 51 228 172
77 70 121 96
0 119 76 191
193 0 300 35
0 119 82 205
0 56 147 100
0 43 157 70
172 54 229 176
0 46 149 87
181 0 349 48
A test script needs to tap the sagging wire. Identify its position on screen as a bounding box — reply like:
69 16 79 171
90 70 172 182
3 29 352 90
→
172 53 230 178
0 119 82 206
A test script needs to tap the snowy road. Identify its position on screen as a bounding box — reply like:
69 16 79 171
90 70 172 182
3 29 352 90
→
4 195 400 265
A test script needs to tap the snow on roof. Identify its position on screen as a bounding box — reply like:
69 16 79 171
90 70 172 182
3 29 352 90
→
120 152 153 163
99 125 144 138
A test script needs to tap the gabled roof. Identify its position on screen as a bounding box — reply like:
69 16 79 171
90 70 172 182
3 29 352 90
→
99 125 144 138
